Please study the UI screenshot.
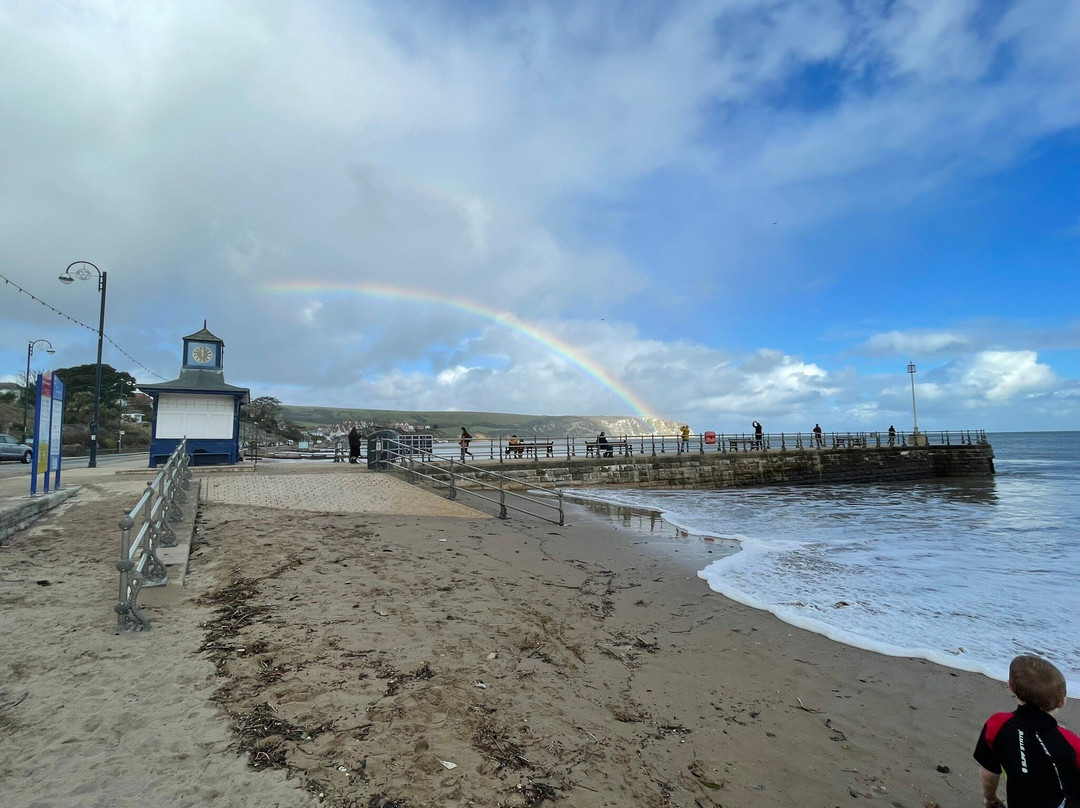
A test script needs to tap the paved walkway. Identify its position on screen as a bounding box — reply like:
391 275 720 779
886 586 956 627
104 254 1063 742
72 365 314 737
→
201 466 485 517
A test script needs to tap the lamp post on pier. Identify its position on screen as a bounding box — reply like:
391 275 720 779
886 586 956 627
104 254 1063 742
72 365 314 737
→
907 362 919 436
22 339 56 442
59 261 107 468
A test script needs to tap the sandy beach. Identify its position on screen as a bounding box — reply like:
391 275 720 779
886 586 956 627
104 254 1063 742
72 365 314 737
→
1 463 1075 808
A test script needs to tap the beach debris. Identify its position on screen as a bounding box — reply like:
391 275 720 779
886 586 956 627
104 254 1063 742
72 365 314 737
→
474 681 488 689
35 580 52 586
634 636 660 652
336 765 347 772
441 760 457 769
935 764 950 773
794 697 820 713
486 652 498 659
473 719 531 769
372 606 389 616
688 759 726 790
438 538 448 542
515 781 557 804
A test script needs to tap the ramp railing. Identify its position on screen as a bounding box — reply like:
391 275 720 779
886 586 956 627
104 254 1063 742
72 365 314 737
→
373 435 565 526
114 439 192 633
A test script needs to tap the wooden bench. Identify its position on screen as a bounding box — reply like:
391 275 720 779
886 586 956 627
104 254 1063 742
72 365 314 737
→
506 442 554 458
726 437 761 451
832 435 866 448
585 440 632 457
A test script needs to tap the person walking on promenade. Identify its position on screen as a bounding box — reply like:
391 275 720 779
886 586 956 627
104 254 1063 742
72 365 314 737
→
812 423 823 448
679 425 691 451
888 425 896 446
459 427 474 461
347 426 362 464
973 654 1079 808
752 420 764 450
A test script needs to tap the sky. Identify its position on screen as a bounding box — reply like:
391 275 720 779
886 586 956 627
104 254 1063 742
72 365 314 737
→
1 0 1077 433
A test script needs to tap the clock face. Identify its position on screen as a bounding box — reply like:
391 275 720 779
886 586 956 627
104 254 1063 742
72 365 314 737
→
191 345 214 364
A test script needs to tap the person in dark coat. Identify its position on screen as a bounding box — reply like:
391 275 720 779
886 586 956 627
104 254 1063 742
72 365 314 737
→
597 431 613 457
348 427 362 463
459 427 474 461
752 420 764 450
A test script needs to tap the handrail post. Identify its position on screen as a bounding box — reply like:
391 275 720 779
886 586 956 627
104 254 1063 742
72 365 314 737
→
116 508 134 634
448 459 457 500
115 508 150 633
558 490 565 527
498 479 508 519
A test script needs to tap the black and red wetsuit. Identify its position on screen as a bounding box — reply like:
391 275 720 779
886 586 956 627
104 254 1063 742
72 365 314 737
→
974 703 1080 808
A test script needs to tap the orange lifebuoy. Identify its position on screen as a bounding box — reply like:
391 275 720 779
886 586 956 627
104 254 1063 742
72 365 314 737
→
704 431 717 444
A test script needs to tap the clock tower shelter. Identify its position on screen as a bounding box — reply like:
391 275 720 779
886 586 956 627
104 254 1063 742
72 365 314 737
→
139 323 250 467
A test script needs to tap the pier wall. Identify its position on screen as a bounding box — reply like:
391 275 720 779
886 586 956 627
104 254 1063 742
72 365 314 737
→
447 444 995 492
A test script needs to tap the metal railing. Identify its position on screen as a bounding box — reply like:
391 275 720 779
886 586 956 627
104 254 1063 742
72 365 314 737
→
373 436 565 526
114 439 192 633
366 428 988 464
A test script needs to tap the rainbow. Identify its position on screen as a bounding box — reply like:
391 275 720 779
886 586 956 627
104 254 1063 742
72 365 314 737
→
263 280 662 422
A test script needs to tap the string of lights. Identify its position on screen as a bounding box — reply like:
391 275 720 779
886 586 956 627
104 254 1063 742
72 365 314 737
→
1 271 167 381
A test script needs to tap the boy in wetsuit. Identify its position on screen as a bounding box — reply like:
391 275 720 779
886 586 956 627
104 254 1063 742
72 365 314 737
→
974 654 1080 808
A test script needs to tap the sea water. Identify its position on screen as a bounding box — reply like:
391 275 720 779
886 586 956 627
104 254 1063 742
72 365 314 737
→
573 432 1080 690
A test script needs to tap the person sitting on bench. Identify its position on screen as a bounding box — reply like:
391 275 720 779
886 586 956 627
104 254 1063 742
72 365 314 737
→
597 431 613 457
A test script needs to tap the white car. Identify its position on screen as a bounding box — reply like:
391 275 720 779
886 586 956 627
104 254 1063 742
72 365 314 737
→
0 434 33 463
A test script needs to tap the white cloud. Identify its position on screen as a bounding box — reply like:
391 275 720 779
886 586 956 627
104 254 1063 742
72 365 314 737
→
955 350 1057 401
861 330 973 356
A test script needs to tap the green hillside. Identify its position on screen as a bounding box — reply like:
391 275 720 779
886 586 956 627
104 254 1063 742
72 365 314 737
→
281 405 679 439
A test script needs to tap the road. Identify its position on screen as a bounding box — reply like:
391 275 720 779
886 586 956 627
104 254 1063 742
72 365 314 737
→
0 452 149 479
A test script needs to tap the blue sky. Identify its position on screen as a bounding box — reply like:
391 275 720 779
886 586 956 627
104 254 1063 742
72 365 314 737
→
1 0 1077 432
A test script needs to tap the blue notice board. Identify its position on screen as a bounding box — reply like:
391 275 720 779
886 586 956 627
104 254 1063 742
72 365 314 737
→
30 372 65 496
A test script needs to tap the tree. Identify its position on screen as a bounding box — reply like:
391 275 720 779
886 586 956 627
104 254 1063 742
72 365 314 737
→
51 364 136 429
242 396 284 430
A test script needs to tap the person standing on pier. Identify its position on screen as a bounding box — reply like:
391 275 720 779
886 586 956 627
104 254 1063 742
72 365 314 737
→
752 421 764 450
812 423 823 448
679 425 691 451
888 425 896 446
459 427 474 461
348 426 361 464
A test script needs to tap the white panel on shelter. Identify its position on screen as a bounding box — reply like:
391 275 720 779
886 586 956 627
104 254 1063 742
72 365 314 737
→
156 394 234 439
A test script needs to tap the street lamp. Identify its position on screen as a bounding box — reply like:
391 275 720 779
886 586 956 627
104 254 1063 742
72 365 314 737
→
22 339 56 442
59 261 107 468
907 362 919 435
116 378 135 454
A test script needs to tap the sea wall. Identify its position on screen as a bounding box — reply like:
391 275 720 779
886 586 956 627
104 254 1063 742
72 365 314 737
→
435 444 995 492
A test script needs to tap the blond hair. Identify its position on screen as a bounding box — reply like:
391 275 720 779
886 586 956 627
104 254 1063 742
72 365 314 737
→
1009 655 1067 712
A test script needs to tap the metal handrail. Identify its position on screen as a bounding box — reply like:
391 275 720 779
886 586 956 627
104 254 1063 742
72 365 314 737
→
114 439 192 633
377 436 565 526
366 428 988 463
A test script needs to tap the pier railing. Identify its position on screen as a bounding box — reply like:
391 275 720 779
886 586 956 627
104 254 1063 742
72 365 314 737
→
370 428 988 464
114 439 192 633
373 435 565 526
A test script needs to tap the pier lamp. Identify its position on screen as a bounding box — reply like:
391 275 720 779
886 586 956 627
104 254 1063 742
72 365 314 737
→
59 260 107 468
22 339 56 442
907 362 919 435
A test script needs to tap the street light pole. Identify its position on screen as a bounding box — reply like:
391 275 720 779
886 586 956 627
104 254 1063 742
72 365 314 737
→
59 261 107 468
907 362 919 435
22 339 56 442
